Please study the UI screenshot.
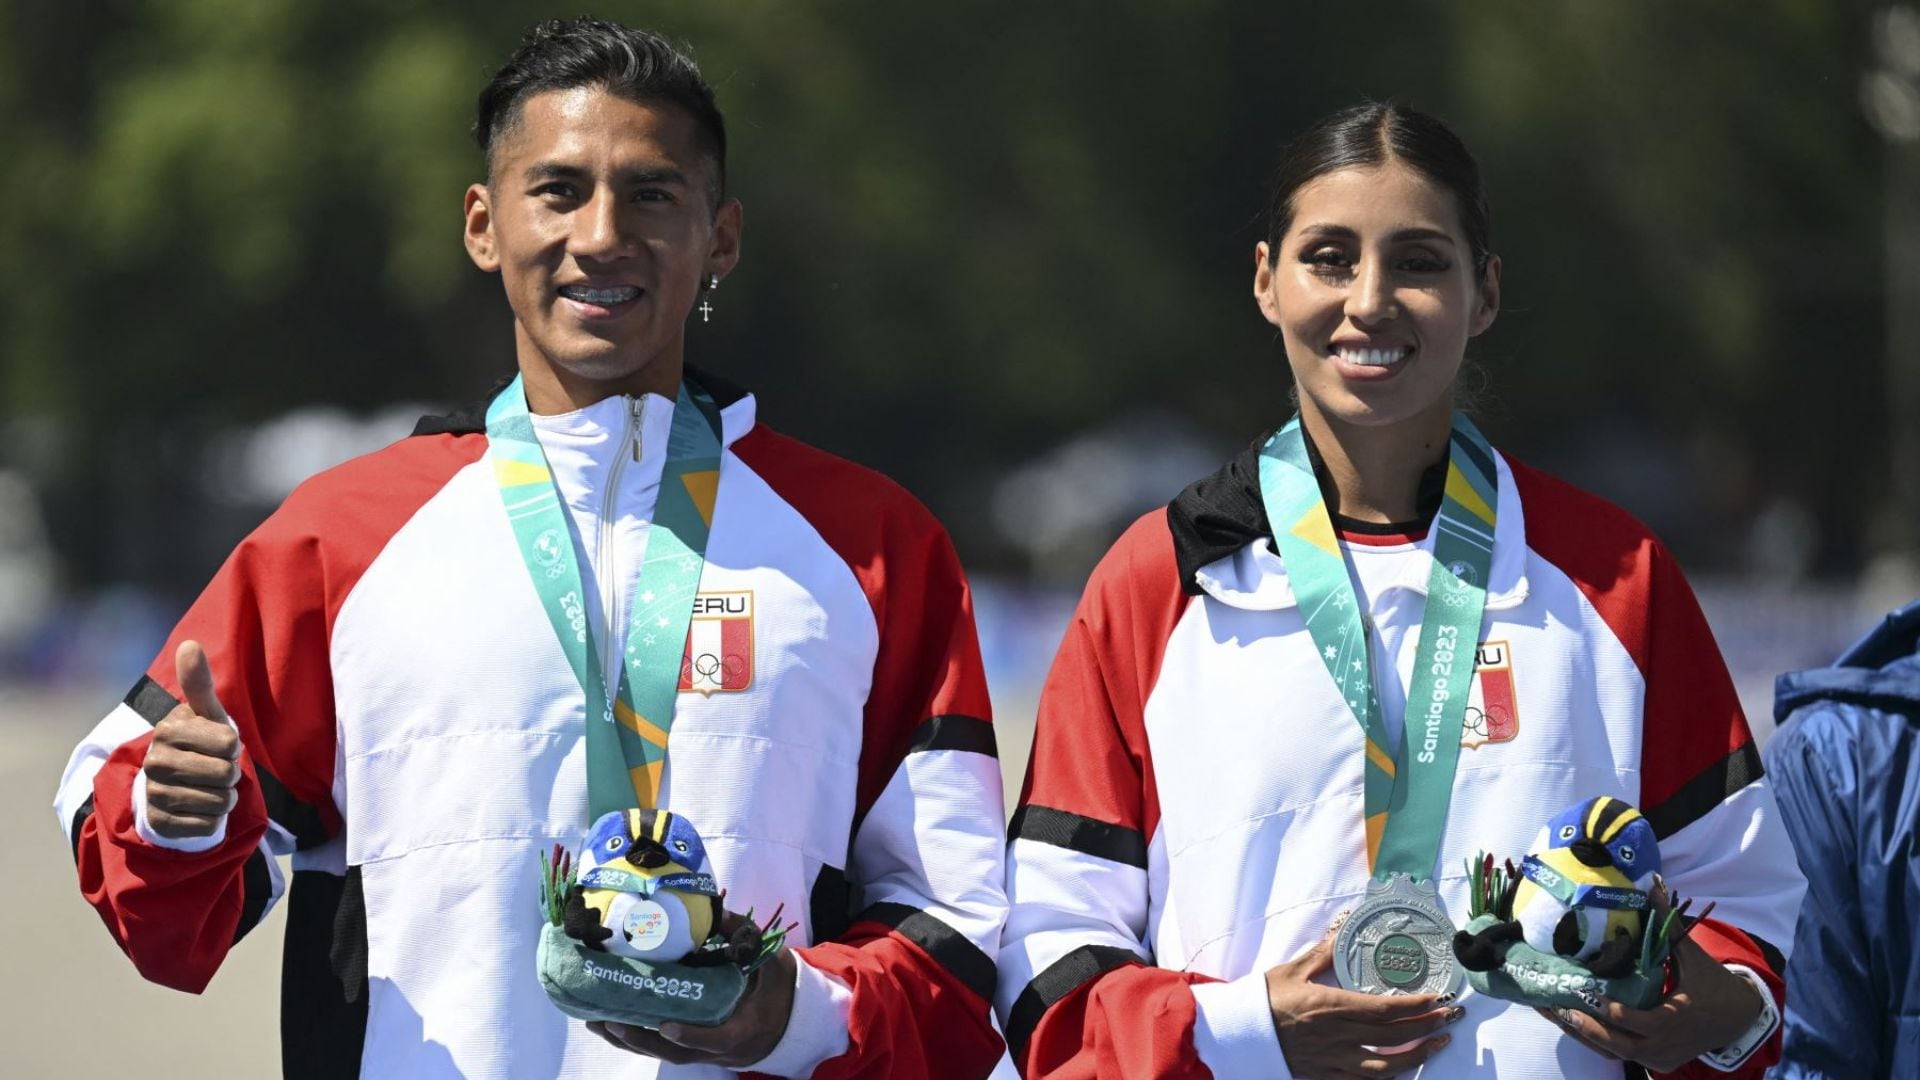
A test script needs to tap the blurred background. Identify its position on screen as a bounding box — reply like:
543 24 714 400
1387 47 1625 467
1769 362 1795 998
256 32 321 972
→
5 1 1919 1074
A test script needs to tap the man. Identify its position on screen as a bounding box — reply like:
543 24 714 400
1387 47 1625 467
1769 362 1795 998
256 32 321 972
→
54 18 1007 1078
1766 600 1920 1079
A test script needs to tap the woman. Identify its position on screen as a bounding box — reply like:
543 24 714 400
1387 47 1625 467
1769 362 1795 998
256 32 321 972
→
995 102 1804 1079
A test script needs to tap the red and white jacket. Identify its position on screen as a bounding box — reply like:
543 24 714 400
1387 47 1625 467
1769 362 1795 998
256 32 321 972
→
55 372 1008 1080
998 440 1804 1079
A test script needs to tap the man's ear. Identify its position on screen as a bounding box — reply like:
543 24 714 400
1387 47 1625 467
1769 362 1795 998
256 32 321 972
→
706 196 743 281
464 183 500 272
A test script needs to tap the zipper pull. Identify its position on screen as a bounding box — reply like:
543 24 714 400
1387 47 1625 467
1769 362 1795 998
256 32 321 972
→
631 399 643 462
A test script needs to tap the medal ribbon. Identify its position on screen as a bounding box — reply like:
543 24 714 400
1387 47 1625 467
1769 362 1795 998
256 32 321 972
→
487 374 723 818
1258 414 1499 881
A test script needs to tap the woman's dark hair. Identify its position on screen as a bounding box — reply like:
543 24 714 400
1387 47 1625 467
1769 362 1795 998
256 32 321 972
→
474 18 727 203
1264 101 1491 280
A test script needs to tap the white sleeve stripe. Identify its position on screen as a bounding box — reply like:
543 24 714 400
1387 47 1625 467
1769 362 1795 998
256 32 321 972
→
1656 780 1805 961
849 748 1006 955
53 703 154 851
1004 838 1150 934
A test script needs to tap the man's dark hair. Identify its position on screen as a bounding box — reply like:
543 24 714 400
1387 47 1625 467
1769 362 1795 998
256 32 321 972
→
475 17 727 204
1264 101 1492 282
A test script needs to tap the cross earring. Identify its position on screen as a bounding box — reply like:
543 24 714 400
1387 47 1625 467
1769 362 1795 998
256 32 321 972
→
699 272 719 323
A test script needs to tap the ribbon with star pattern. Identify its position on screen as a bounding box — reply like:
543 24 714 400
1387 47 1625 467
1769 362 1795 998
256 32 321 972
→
487 374 723 816
1257 414 1499 880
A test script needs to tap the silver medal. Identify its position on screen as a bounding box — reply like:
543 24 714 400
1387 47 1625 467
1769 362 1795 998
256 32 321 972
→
1333 872 1464 996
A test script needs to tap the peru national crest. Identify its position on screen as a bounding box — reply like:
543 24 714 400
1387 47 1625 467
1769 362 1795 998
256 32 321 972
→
679 591 754 695
1461 640 1519 749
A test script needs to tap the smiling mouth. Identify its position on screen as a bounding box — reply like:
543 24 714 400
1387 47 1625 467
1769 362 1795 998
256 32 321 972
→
558 284 642 307
1334 345 1413 367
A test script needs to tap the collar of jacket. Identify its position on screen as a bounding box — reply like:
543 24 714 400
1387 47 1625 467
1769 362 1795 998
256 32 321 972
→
1774 599 1920 725
409 363 755 438
1166 430 1532 613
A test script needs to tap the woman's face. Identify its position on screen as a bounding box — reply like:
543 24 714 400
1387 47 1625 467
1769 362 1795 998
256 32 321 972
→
1254 159 1499 432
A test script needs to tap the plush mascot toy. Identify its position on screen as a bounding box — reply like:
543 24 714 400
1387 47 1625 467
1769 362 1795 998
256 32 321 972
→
534 809 788 1029
564 808 719 963
1451 796 1703 1014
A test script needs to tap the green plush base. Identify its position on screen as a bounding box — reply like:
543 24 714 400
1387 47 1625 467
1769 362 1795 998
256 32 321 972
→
537 924 747 1028
1459 914 1666 1014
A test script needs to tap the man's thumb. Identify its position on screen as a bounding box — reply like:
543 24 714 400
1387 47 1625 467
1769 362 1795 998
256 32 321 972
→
175 639 230 723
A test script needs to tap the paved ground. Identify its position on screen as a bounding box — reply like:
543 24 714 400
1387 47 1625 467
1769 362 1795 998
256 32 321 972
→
3 685 1038 1078
3 687 286 1077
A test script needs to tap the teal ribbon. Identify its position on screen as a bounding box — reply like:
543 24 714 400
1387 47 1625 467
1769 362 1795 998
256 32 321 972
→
486 375 723 818
1258 415 1499 881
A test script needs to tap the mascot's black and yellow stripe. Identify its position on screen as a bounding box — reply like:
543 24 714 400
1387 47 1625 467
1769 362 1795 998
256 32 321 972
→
1454 796 1659 978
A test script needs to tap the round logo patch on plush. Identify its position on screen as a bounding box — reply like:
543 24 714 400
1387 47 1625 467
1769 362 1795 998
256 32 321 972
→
623 899 671 952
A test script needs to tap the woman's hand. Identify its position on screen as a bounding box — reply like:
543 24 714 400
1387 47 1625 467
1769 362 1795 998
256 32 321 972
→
1539 936 1762 1070
1538 878 1765 1071
1266 917 1464 1078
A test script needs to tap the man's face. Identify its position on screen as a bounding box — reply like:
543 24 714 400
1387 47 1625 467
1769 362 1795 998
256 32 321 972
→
463 86 740 396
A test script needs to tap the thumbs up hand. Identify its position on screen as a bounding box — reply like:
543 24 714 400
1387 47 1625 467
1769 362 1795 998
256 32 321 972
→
141 640 244 839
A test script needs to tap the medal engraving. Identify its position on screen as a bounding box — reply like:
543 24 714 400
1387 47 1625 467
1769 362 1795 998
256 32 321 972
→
1334 874 1464 996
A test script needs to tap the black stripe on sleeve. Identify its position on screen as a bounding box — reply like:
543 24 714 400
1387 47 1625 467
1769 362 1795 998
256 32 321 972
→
258 771 332 851
905 714 997 758
125 674 177 725
69 795 95 862
232 848 274 944
1008 805 1149 870
809 863 852 946
123 675 333 851
856 901 997 1002
283 866 368 1079
1006 945 1144 1063
1645 742 1764 839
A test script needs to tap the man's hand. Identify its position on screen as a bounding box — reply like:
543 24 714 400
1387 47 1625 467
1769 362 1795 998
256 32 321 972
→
1265 915 1462 1079
141 640 243 839
587 914 798 1069
1538 880 1765 1071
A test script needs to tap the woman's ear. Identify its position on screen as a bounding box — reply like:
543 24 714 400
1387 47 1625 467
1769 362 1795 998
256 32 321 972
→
1253 242 1283 328
1470 254 1502 337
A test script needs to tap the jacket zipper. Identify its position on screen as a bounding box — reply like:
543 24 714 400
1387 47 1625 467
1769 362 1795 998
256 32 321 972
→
598 398 642 697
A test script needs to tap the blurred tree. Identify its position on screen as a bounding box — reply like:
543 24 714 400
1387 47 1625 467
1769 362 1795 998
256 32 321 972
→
0 0 1892 591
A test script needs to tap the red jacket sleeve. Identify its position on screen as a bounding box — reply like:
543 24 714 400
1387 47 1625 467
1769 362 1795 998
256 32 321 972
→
736 427 1008 1079
1510 460 1799 1077
998 512 1224 1079
61 433 484 993
72 514 339 992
